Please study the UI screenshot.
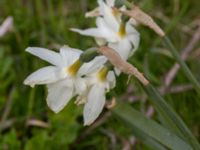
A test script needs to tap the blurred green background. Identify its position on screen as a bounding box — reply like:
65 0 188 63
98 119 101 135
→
0 0 200 149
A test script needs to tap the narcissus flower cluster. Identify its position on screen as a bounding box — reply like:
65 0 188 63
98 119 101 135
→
24 0 140 125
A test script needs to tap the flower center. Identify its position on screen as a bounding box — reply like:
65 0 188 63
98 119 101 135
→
112 8 119 17
97 67 109 82
118 23 126 38
67 59 82 76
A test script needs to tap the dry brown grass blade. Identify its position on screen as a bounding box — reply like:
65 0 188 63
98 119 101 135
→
26 119 50 128
120 6 165 37
0 16 13 37
98 46 149 85
85 7 100 18
106 97 117 109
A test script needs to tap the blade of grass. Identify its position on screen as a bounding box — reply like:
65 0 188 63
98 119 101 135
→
163 36 200 94
119 0 200 93
112 103 193 150
152 1 188 47
35 0 46 45
47 0 56 32
116 0 133 8
143 83 200 150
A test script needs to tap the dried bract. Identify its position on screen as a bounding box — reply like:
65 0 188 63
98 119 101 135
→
85 7 100 18
98 46 149 85
120 6 165 37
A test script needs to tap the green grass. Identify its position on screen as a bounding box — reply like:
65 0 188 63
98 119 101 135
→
0 0 200 149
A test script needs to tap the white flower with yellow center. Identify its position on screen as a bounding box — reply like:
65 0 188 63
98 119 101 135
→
24 46 106 113
79 66 116 125
71 0 140 60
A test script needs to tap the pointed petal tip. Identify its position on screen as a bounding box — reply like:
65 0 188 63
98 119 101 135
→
25 47 36 52
23 79 29 86
47 101 62 114
70 28 78 32
51 109 60 114
25 47 31 52
23 78 35 88
70 28 85 35
83 120 93 126
70 28 87 34
61 45 70 49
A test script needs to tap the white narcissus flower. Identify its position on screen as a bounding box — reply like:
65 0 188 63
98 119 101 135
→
24 46 106 113
71 0 140 60
80 66 116 125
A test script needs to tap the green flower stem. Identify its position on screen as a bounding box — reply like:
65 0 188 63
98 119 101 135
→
163 36 200 94
79 48 99 63
117 0 133 9
27 88 35 118
142 83 200 150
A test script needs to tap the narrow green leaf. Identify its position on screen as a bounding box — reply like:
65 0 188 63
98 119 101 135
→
130 124 167 150
143 84 200 150
163 36 200 94
112 103 193 150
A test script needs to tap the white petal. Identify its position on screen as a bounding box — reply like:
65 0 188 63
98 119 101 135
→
74 77 87 95
71 18 118 43
83 84 105 125
47 79 74 113
60 45 82 67
107 71 116 89
98 0 119 32
126 23 140 56
96 17 118 42
95 37 107 46
106 0 115 7
114 67 121 76
78 56 107 76
70 28 101 38
24 66 66 87
109 38 132 60
26 47 62 66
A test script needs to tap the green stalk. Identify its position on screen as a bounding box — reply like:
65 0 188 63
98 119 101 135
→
27 88 35 118
79 48 99 63
143 84 200 150
117 0 133 9
116 0 200 148
163 36 200 94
